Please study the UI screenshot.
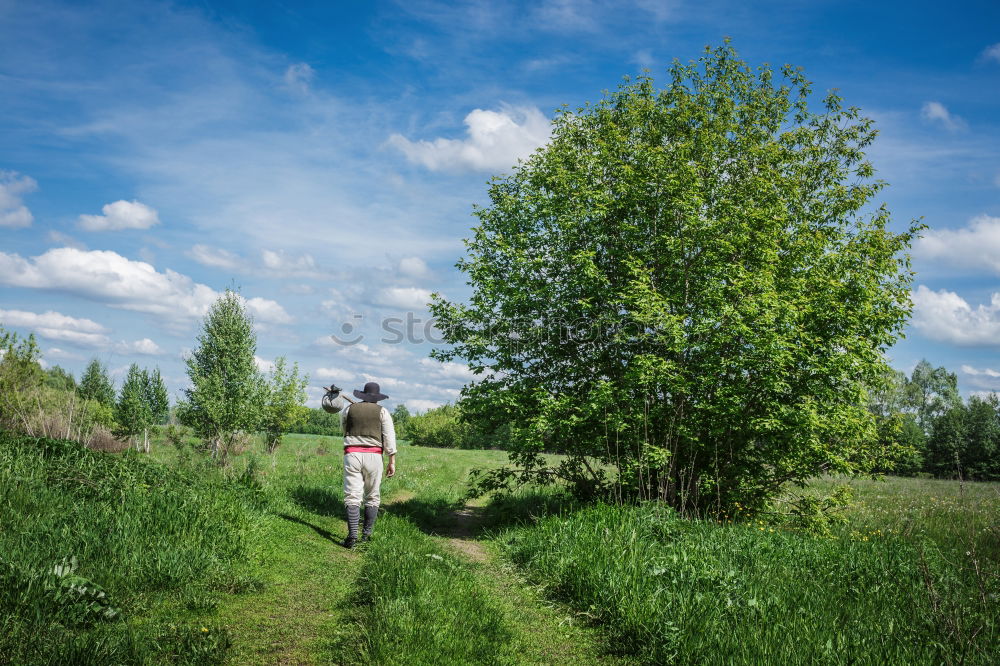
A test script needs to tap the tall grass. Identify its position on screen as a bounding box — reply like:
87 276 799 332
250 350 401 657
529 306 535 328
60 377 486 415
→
502 502 998 664
0 431 267 664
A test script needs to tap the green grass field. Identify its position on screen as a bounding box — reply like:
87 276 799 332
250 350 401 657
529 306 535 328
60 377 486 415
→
2 431 997 664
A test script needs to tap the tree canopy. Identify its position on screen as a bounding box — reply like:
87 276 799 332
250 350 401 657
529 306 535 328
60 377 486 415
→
431 43 922 514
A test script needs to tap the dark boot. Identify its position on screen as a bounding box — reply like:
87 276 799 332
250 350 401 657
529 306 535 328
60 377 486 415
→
361 505 379 542
344 505 360 549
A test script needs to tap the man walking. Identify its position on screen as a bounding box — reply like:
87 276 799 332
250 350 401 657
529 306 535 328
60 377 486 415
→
322 381 397 548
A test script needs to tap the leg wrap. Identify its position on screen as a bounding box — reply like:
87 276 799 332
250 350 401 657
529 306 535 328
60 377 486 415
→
345 504 361 539
362 505 378 538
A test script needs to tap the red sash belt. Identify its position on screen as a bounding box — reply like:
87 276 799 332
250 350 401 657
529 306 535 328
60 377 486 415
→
344 446 383 454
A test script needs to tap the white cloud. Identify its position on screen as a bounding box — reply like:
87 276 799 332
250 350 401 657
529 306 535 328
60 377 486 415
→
387 105 550 172
962 364 1000 393
418 358 479 381
189 245 322 278
405 399 443 413
962 364 1000 378
915 215 1000 274
115 338 164 355
0 171 37 228
0 309 107 334
911 285 1000 346
254 355 275 372
261 249 321 278
0 247 291 324
44 348 83 361
375 286 433 310
981 43 1000 63
283 62 315 93
188 244 240 270
0 308 167 354
398 256 431 279
970 391 1000 401
78 199 160 231
920 101 966 132
314 366 356 381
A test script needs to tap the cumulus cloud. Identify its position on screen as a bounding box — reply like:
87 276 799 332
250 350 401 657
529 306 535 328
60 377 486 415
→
78 200 160 231
0 308 166 354
0 171 38 228
254 355 275 372
188 244 240 270
418 358 479 381
910 285 1000 346
0 247 291 324
314 366 356 381
962 364 1000 378
375 286 433 310
261 249 322 278
115 338 164 355
188 245 322 278
44 348 83 361
398 256 431 279
283 62 315 93
0 309 107 334
981 43 1000 63
405 399 443 413
914 215 1000 274
387 105 550 172
920 101 966 132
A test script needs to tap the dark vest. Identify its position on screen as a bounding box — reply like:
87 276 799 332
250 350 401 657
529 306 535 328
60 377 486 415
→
344 402 383 442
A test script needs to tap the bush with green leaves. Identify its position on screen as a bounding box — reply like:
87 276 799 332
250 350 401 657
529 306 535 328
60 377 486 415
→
407 403 479 449
432 42 921 513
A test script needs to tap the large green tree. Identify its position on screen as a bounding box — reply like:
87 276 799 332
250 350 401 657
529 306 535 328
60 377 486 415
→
182 290 267 460
78 358 115 407
431 43 921 514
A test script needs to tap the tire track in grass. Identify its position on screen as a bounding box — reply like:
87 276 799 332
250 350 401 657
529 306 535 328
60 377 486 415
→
386 498 621 665
207 505 359 665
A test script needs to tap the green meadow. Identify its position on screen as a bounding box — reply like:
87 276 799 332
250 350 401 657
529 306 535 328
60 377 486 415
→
1 431 997 664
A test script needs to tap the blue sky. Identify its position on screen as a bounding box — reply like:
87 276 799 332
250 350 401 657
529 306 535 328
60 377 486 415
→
1 0 998 410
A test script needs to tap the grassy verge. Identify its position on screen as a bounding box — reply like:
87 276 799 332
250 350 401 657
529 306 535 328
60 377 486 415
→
500 500 999 664
0 431 267 664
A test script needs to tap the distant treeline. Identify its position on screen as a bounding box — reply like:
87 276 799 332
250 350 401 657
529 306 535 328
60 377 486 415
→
871 359 998 480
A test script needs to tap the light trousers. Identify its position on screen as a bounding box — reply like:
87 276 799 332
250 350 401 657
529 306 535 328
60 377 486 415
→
343 452 383 507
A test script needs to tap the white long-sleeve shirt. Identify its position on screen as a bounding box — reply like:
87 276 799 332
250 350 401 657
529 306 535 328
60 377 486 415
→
323 395 397 455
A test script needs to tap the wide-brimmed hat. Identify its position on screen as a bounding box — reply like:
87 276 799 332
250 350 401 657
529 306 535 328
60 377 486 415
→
353 381 389 403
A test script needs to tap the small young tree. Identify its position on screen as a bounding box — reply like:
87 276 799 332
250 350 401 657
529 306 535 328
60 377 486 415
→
262 356 308 453
78 358 115 407
431 42 922 514
182 290 267 461
116 364 153 452
145 367 170 425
